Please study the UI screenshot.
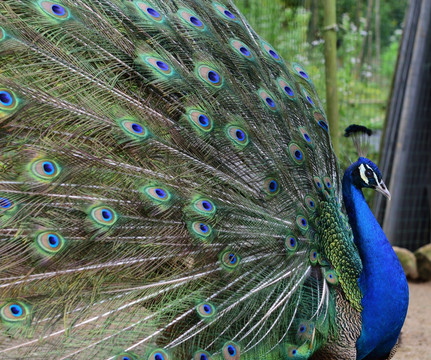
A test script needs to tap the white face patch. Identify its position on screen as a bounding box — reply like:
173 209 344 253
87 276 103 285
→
359 163 379 186
365 164 379 186
372 171 380 186
359 164 369 185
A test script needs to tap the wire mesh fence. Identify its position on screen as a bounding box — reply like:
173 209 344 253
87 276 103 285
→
374 0 431 250
233 0 430 250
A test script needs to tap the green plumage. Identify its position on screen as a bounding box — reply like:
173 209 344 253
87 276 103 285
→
318 201 363 311
0 0 364 359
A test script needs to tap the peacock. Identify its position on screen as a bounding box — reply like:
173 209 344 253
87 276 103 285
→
0 1 409 359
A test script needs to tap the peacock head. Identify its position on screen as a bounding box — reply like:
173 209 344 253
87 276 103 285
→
344 124 391 200
351 157 391 200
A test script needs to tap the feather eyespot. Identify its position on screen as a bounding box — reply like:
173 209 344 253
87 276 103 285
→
288 143 305 165
155 189 166 198
299 70 309 79
227 126 249 146
90 206 118 226
277 78 296 100
156 61 168 71
305 195 317 212
8 304 22 317
187 110 214 132
30 159 61 181
325 269 339 285
197 65 223 87
258 89 278 111
292 63 311 82
296 321 314 341
284 86 294 96
324 177 332 191
214 4 238 22
178 9 205 30
309 249 318 264
296 215 309 232
198 115 209 126
196 302 216 318
284 343 312 358
314 111 329 132
193 199 216 215
287 346 298 358
0 197 14 210
220 251 240 270
224 10 235 19
144 57 174 76
36 231 65 255
147 8 160 18
222 342 240 360
285 234 298 252
148 349 169 360
192 222 213 238
0 89 18 110
264 178 280 195
120 119 148 139
0 90 13 106
1 301 30 323
319 120 328 131
235 129 245 141
301 87 314 106
313 176 323 191
230 39 254 60
299 127 313 147
115 353 138 360
194 351 212 360
131 123 143 133
208 71 220 83
39 2 70 20
261 41 282 61
143 186 172 203
135 2 164 22
240 46 250 56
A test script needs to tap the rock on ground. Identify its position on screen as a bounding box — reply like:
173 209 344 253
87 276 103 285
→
393 246 419 280
415 243 431 281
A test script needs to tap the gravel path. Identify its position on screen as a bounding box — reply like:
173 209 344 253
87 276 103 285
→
392 281 431 360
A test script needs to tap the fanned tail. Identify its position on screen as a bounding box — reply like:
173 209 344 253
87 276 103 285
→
0 1 361 359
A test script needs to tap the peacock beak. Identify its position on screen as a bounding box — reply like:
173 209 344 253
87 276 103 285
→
375 180 391 200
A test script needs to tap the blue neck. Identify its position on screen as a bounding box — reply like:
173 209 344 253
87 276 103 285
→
342 164 408 360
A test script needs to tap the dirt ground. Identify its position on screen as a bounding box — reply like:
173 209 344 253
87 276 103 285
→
392 281 431 360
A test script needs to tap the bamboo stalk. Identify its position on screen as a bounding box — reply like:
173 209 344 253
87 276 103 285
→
323 0 339 155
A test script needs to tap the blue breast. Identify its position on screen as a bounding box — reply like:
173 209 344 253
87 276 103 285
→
343 173 409 360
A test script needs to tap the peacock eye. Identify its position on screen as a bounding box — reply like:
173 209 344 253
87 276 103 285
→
365 169 373 177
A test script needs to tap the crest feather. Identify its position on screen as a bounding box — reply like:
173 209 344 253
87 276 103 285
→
344 125 372 158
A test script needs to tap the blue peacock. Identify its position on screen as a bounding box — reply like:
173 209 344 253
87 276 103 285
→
0 1 408 359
